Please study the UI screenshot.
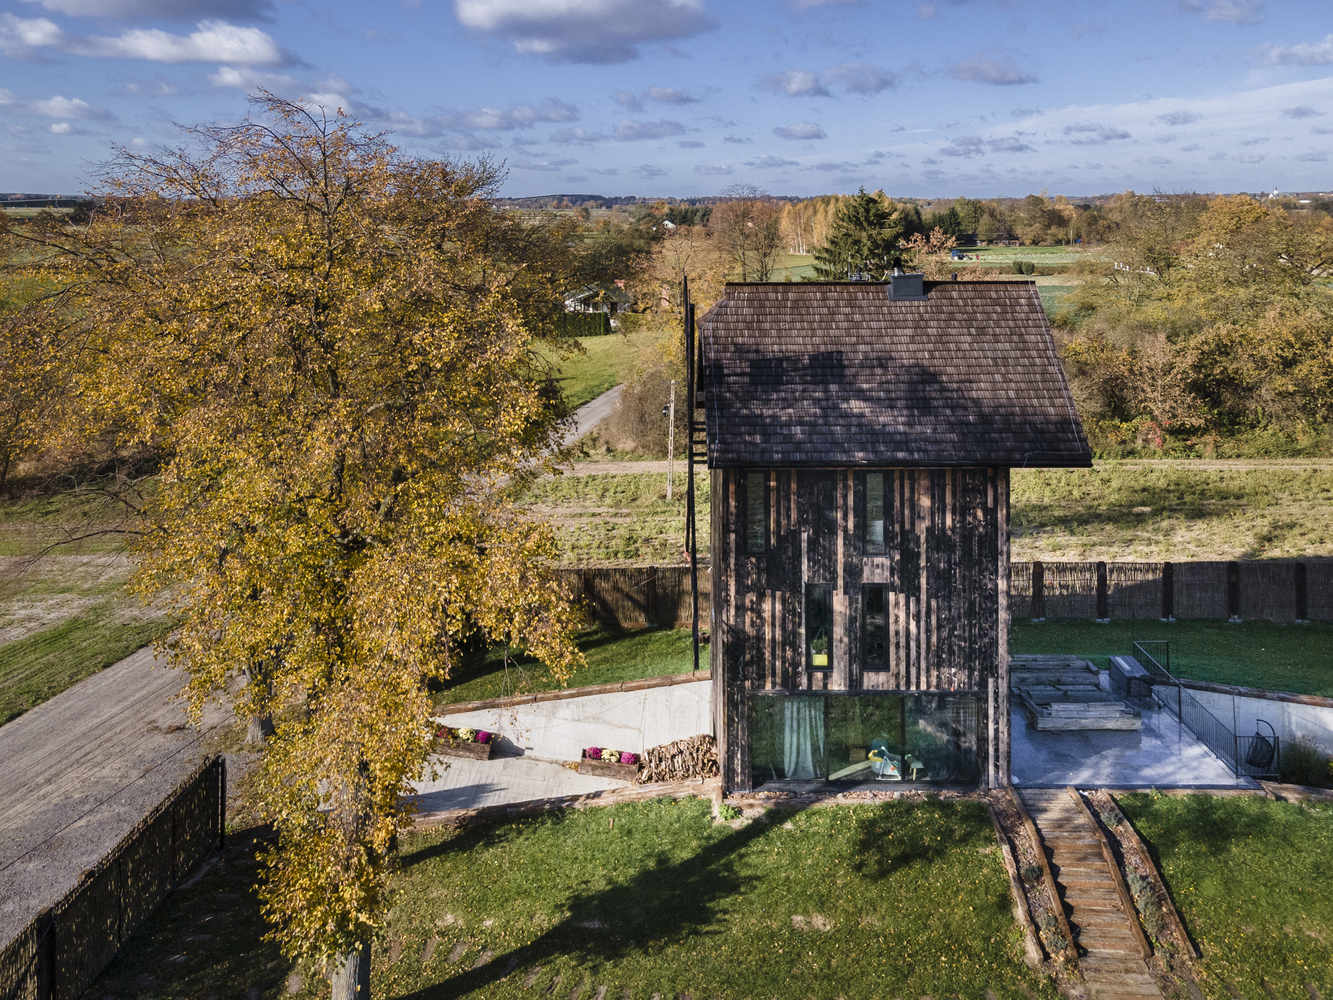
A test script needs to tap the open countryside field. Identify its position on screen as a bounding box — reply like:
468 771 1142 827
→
93 798 1059 999
525 461 1333 566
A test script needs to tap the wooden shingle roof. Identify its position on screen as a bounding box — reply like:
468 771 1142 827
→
699 281 1092 468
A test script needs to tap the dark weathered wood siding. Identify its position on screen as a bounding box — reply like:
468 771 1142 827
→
712 466 1010 792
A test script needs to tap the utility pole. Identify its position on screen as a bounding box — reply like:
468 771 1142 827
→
666 379 676 500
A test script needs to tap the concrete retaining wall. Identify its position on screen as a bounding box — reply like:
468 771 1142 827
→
436 676 712 763
1180 681 1333 754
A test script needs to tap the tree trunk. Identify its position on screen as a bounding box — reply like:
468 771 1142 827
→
330 941 372 999
246 713 275 744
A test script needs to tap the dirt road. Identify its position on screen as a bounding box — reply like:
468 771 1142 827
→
0 644 232 945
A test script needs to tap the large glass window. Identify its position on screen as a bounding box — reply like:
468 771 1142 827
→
743 470 766 554
805 583 832 671
748 693 981 786
863 585 886 669
865 472 885 550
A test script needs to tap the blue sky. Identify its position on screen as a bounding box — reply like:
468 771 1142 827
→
2 0 1331 198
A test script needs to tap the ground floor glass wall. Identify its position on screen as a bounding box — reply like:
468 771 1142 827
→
748 693 982 785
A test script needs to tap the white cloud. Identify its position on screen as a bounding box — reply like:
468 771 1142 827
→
989 135 1034 153
118 75 179 96
2 14 288 63
785 0 863 9
693 162 731 175
1255 34 1333 66
549 126 610 143
613 118 685 140
208 65 301 91
453 0 716 63
1186 0 1263 25
446 99 578 131
614 89 643 112
647 86 696 103
1282 105 1323 118
951 53 1037 85
1158 110 1202 125
940 135 985 157
824 61 896 94
1063 121 1131 144
746 155 798 168
512 157 577 171
49 121 71 133
677 139 704 147
0 88 111 119
722 135 751 143
811 161 858 171
632 163 666 177
20 0 273 20
773 121 825 140
33 94 111 118
761 70 829 98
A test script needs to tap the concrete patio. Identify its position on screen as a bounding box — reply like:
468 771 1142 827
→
1010 701 1257 789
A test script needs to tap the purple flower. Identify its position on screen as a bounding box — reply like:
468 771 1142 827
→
620 752 638 766
475 731 491 744
585 747 602 760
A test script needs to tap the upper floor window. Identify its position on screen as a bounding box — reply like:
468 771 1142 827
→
863 585 886 669
865 472 885 550
744 469 767 553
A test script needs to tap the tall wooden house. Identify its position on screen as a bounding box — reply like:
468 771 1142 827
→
698 275 1091 792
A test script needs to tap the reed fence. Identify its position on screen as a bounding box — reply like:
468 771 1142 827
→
1 755 225 1000
562 561 1330 627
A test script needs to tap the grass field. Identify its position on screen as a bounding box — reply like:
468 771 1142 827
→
1010 461 1333 562
526 461 1333 566
1117 793 1333 999
92 798 1057 998
1010 619 1333 698
519 470 707 565
542 331 656 411
435 625 696 705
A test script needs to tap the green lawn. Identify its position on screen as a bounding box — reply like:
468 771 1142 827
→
434 625 697 706
1010 462 1333 562
92 799 1055 999
1010 618 1333 698
1117 793 1333 999
378 797 1054 998
543 331 656 412
0 601 173 723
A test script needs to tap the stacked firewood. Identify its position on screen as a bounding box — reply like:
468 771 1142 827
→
635 734 719 784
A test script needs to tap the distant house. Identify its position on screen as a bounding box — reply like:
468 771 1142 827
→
564 283 632 315
698 275 1091 793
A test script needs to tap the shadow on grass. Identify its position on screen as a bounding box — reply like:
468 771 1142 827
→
848 799 988 879
92 825 291 998
395 804 803 1000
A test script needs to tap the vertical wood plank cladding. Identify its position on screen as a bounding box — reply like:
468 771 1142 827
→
716 463 1008 790
996 468 1011 786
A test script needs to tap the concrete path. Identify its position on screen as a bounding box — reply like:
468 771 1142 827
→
437 677 711 763
0 645 230 945
1018 788 1162 1000
562 384 622 448
411 753 627 817
1010 704 1254 789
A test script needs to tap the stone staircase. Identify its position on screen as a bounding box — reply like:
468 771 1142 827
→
1017 788 1163 1000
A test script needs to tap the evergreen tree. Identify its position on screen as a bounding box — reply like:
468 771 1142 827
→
811 188 904 279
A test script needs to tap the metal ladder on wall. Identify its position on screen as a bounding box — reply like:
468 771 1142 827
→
683 279 704 674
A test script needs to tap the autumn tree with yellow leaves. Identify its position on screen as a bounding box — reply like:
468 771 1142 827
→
4 95 587 994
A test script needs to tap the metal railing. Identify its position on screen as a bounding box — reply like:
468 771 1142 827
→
1132 641 1279 780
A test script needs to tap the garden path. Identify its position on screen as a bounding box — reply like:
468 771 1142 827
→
1018 788 1163 1000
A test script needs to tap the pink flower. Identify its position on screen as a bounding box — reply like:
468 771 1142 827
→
475 731 491 744
619 752 638 766
585 747 602 760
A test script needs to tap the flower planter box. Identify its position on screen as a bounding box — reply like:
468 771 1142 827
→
578 755 639 780
438 739 493 761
